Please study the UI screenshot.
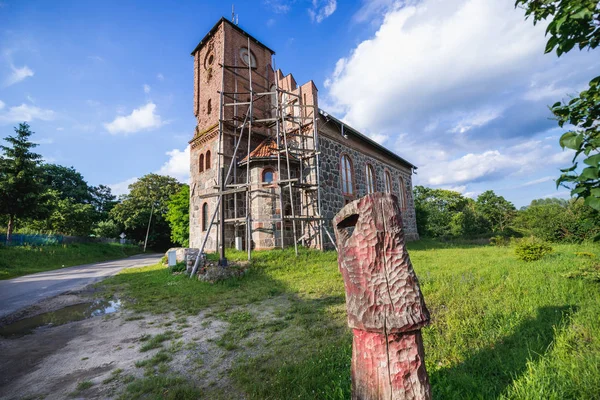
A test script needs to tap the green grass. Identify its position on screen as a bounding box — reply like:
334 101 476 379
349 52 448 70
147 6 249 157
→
0 242 142 279
139 331 176 352
102 239 600 399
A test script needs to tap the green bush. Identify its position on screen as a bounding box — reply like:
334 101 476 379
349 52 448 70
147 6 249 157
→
490 235 509 246
170 261 187 273
515 238 553 262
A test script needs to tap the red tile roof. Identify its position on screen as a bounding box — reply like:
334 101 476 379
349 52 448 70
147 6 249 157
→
241 137 298 163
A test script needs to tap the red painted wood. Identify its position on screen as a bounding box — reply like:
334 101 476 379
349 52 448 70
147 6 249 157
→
334 193 431 400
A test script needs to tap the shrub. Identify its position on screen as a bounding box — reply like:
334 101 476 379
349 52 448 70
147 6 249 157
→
170 261 187 273
490 235 509 246
515 238 553 262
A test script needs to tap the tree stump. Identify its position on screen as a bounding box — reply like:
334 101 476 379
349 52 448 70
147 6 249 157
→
333 193 431 400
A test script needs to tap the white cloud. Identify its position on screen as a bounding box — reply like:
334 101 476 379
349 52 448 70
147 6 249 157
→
323 0 595 200
4 64 34 87
367 133 389 144
157 146 190 182
524 83 571 101
264 0 293 13
519 176 555 187
326 0 549 133
448 108 503 134
308 0 337 23
87 55 104 62
157 73 164 81
109 146 190 195
104 102 163 134
352 0 396 23
108 177 138 197
0 100 4 110
143 84 151 94
56 127 64 131
426 150 513 186
0 103 55 124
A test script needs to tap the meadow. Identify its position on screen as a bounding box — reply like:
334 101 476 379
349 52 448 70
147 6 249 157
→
102 239 600 399
0 243 142 279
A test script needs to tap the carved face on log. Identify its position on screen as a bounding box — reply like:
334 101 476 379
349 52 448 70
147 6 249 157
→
333 193 430 333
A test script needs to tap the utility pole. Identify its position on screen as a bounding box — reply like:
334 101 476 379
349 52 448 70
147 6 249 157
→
143 201 155 252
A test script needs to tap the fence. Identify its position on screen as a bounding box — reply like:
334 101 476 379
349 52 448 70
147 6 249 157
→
0 234 136 247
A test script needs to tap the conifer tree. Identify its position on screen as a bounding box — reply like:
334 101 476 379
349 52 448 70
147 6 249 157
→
0 123 45 241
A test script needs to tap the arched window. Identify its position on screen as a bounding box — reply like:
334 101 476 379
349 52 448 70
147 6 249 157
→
340 154 354 197
384 170 392 193
398 177 407 209
205 151 211 170
207 99 212 115
262 168 274 184
199 154 204 173
202 203 209 232
366 164 376 194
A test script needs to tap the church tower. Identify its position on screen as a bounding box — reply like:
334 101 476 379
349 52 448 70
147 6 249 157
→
189 18 276 251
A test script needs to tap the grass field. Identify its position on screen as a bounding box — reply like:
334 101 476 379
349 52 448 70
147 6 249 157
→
0 243 142 279
102 239 600 399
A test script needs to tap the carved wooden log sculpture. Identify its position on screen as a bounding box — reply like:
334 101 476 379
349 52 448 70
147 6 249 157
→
333 193 431 400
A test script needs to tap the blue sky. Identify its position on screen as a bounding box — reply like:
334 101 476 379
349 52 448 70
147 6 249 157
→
0 0 597 207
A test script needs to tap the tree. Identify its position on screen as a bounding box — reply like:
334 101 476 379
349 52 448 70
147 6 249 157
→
514 197 600 241
475 191 516 233
89 184 117 219
110 174 181 249
413 186 470 237
516 0 600 209
40 163 91 204
0 123 45 241
166 184 190 247
93 219 121 239
449 201 491 237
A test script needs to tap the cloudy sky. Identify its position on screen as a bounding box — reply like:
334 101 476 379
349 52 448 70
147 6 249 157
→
0 0 597 207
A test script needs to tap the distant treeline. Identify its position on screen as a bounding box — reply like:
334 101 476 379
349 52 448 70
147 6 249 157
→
1 123 188 250
414 186 600 243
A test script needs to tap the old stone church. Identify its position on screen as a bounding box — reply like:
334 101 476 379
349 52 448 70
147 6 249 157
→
189 17 418 252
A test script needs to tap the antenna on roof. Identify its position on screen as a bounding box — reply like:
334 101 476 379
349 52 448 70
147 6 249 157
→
231 4 239 25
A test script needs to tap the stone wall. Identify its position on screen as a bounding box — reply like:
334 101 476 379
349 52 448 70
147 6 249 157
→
318 127 419 242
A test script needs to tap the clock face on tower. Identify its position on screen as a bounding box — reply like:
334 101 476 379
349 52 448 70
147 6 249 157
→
239 47 257 68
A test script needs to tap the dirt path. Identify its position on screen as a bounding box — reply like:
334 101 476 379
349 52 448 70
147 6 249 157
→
0 287 282 399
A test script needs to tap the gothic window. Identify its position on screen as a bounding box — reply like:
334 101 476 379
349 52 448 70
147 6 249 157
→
262 168 274 184
207 99 212 115
205 151 211 170
239 47 257 68
199 154 204 173
202 203 209 232
366 164 376 194
384 170 392 193
340 154 354 197
398 177 407 209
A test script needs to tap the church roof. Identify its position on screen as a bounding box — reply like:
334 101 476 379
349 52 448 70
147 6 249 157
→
239 137 297 164
191 17 276 56
319 109 416 170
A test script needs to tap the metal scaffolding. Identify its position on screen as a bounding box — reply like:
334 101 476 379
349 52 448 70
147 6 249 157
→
191 37 328 276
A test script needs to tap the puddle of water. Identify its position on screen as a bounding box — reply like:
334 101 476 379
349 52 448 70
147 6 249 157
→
0 299 121 338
